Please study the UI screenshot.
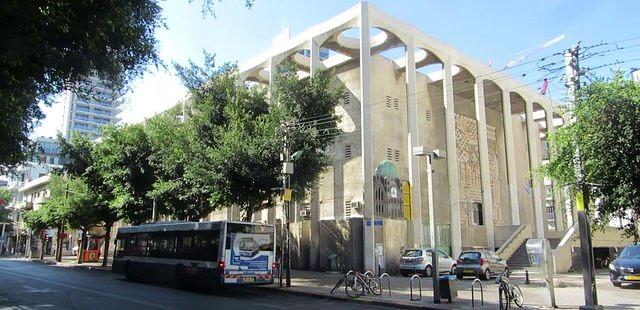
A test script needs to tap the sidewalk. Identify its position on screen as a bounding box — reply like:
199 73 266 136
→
20 255 112 272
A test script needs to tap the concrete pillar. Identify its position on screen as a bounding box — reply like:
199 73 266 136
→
525 100 545 238
309 38 320 75
502 91 520 225
405 38 423 247
359 2 375 271
309 37 321 270
474 79 495 250
443 58 462 258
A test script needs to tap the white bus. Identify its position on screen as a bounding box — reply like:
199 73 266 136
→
113 221 276 287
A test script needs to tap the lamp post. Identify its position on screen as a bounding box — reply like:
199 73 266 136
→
413 146 446 304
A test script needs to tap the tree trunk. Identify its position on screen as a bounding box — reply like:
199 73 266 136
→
55 220 64 262
39 231 45 260
77 229 86 264
243 204 254 222
102 222 112 267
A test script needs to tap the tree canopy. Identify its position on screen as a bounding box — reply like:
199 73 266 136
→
541 72 640 239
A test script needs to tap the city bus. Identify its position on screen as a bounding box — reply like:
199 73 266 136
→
112 221 276 287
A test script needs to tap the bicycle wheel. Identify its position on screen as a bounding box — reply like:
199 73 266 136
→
346 277 365 298
367 276 382 296
510 284 524 308
498 284 510 310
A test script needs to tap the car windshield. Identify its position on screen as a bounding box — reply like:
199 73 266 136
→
619 246 640 258
402 250 422 257
459 252 481 261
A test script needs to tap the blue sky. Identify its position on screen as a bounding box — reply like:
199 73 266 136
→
33 0 640 138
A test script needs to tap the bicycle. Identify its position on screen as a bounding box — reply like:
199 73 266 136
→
345 271 382 298
496 269 523 309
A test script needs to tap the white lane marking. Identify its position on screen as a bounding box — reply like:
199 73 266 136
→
22 285 58 293
0 268 173 310
251 303 286 309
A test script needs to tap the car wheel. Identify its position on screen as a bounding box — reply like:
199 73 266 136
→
613 281 621 287
424 265 433 277
456 273 463 280
481 269 491 280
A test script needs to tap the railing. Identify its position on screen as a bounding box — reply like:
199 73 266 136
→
552 222 578 273
409 274 422 301
496 224 531 260
471 278 484 307
379 273 391 297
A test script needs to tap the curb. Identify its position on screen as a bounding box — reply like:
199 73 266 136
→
26 258 113 274
256 285 447 310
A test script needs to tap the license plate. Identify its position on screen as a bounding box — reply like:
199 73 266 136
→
626 275 640 280
243 277 255 283
463 270 475 274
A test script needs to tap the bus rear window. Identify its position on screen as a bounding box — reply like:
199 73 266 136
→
226 223 274 251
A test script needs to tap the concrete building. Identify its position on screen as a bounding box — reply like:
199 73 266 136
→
61 77 123 140
31 136 62 165
211 2 632 273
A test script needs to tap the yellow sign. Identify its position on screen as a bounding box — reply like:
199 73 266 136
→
283 189 292 202
402 181 412 219
575 192 584 212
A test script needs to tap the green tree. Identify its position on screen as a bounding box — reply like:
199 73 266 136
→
23 204 58 260
0 0 163 172
541 72 640 240
94 124 156 225
0 188 11 222
176 57 342 221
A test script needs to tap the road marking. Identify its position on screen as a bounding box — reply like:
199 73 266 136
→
251 302 287 309
22 285 58 293
0 268 174 309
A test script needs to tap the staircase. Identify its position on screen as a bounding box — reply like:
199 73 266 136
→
506 237 563 270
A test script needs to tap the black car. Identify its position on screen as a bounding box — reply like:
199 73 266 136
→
609 244 640 287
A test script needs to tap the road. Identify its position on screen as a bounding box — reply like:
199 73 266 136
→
0 259 391 310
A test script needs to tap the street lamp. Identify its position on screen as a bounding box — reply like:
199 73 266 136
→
413 146 446 304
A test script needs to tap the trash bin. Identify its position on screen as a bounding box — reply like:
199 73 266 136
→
439 275 458 302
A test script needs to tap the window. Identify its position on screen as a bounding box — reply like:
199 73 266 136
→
386 148 393 161
385 96 391 108
393 98 399 110
344 200 352 217
342 91 350 105
471 202 483 226
425 110 431 122
394 149 400 162
344 144 352 159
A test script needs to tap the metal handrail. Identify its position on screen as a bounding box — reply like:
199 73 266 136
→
410 274 422 301
379 273 391 297
471 278 484 307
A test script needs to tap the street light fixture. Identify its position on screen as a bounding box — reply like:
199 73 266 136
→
413 146 446 304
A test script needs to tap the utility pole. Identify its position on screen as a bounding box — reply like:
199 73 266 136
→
280 123 293 288
565 42 601 310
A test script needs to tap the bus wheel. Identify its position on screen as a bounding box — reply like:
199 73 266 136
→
124 261 135 281
175 265 186 287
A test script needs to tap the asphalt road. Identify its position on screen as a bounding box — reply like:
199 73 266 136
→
0 259 391 310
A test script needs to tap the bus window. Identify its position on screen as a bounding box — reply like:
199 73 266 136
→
115 238 125 258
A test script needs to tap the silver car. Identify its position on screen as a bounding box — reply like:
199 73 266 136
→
399 248 456 277
455 250 508 280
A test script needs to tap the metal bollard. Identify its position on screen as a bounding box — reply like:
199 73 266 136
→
525 270 530 284
471 278 484 307
410 274 422 301
379 273 391 297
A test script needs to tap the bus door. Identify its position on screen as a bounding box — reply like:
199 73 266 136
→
223 223 275 284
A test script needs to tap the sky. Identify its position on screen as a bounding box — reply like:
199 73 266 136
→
32 0 640 138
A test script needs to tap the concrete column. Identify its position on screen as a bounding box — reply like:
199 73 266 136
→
474 79 495 250
309 37 321 270
443 58 462 258
502 91 520 225
525 100 545 238
359 2 375 271
309 38 320 75
405 38 423 247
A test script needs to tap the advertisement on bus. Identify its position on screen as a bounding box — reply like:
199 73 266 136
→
224 227 274 284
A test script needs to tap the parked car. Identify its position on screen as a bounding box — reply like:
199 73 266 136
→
455 250 508 280
399 248 456 277
609 244 640 287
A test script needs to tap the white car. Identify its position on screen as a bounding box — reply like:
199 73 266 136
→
399 248 457 277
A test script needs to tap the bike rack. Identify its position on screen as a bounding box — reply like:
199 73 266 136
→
471 278 484 307
409 274 422 301
363 270 374 278
379 273 391 297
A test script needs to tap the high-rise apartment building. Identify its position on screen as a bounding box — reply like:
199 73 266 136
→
61 77 123 140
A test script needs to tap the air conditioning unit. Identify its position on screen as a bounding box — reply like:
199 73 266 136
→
351 201 363 214
299 209 310 219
